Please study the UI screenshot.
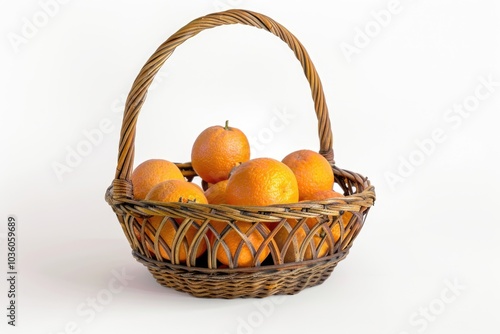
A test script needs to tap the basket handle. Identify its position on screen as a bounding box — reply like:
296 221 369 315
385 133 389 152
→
112 9 333 199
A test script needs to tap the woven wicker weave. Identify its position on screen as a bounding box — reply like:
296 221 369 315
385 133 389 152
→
105 9 375 298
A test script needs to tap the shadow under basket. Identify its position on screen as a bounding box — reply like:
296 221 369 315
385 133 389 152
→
105 9 375 299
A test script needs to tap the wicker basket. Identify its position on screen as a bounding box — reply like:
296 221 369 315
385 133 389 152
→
105 9 375 298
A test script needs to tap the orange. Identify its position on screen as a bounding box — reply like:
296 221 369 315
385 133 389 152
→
131 159 184 200
274 220 330 263
282 150 334 201
205 180 228 205
205 180 230 235
303 189 353 243
144 180 208 262
225 158 299 206
191 121 250 184
145 179 207 204
302 189 344 230
303 189 344 202
214 222 270 267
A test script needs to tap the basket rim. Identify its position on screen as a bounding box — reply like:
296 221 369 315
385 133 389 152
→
106 188 372 210
106 164 375 215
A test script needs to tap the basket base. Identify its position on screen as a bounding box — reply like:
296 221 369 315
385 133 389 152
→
133 251 348 298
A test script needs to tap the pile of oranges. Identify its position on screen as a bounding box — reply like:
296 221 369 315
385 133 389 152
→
131 121 352 267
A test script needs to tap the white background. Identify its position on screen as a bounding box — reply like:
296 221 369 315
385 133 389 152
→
1 0 500 333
